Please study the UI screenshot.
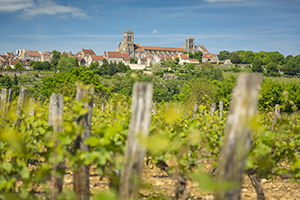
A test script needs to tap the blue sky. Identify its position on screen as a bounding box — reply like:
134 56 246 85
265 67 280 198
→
0 0 299 57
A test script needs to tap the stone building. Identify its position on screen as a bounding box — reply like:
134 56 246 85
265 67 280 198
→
116 30 218 63
117 30 185 59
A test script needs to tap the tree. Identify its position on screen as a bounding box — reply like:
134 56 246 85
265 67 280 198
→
130 58 137 64
89 61 99 70
57 57 79 72
0 75 13 88
107 62 117 75
32 61 44 70
285 55 293 62
194 51 202 62
51 50 61 68
218 50 230 61
230 54 242 64
14 62 23 70
252 58 263 73
43 61 51 70
13 74 18 85
151 64 163 77
244 51 254 64
266 62 278 74
29 60 35 66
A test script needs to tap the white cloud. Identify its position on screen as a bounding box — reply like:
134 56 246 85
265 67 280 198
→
0 0 88 19
203 0 244 2
152 29 158 34
0 0 33 12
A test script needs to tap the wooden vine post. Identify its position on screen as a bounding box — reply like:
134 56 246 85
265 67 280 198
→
6 89 13 115
192 102 198 119
1 88 7 114
220 101 223 118
215 73 262 200
210 102 216 116
15 87 27 126
73 85 94 200
48 93 64 199
118 83 153 200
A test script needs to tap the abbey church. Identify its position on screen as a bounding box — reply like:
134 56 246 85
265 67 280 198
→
116 30 211 60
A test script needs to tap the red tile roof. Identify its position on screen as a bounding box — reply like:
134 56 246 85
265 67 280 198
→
11 59 21 65
82 48 96 56
106 51 123 58
190 59 199 63
42 51 50 55
122 53 130 61
180 54 189 59
91 55 104 61
199 46 208 52
26 50 40 56
142 46 185 52
135 48 145 52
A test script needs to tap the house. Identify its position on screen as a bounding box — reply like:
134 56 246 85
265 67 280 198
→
103 51 130 65
190 59 200 64
61 51 74 58
76 48 96 58
0 55 9 68
88 55 104 66
41 51 51 62
179 54 190 65
202 53 219 63
20 49 41 61
76 48 96 66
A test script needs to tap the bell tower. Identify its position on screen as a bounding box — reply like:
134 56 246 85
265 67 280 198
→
123 30 134 57
185 36 195 53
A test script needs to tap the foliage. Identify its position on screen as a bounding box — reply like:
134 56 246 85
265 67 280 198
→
130 57 137 64
29 60 35 66
281 55 300 76
218 50 230 61
252 58 263 73
57 57 79 72
40 67 111 98
14 62 24 70
230 54 242 64
89 61 99 70
51 50 61 68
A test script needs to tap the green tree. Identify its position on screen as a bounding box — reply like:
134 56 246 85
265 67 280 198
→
252 58 263 73
230 54 242 64
14 62 23 70
13 74 18 85
107 62 117 76
43 61 51 70
285 55 293 62
29 60 35 66
194 51 202 62
218 50 230 61
51 50 61 68
266 62 278 74
0 75 13 88
57 57 79 72
130 58 137 64
32 61 44 70
151 64 163 77
244 51 254 64
89 61 99 70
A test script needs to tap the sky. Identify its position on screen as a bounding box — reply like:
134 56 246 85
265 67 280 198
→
0 0 299 57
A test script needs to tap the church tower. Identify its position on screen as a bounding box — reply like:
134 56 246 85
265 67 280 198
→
184 36 195 53
122 30 134 57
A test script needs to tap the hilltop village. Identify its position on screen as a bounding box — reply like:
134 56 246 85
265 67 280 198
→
0 30 219 70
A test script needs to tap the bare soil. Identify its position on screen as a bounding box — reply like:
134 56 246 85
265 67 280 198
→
60 159 300 200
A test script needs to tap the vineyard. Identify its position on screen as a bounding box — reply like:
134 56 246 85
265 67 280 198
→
0 73 300 200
